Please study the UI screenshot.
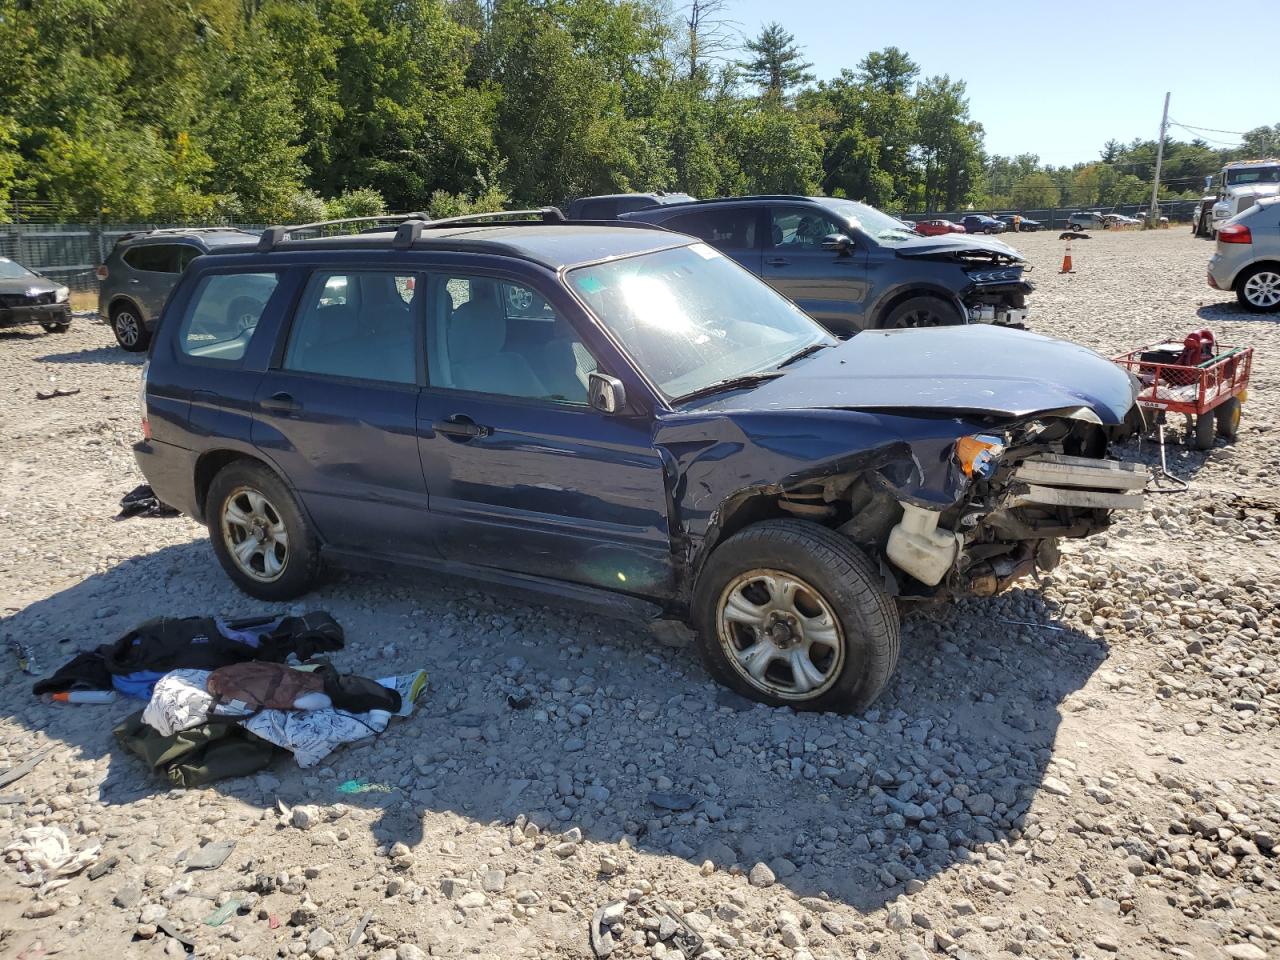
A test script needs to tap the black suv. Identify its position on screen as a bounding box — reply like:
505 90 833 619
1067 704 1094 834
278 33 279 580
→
621 196 1032 334
565 192 695 220
98 227 259 351
133 210 1142 712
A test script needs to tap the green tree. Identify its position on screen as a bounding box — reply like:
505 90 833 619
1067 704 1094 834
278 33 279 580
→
1239 123 1280 158
738 22 813 101
1010 171 1060 209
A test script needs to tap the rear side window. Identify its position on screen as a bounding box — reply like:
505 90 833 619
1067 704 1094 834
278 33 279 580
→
178 272 279 361
662 209 757 250
577 199 619 220
123 244 182 273
283 271 419 384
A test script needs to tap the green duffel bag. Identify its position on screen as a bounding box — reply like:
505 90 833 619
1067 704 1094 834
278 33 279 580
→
114 710 278 787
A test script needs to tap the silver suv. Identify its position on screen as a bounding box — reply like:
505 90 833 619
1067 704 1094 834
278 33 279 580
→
1208 195 1280 312
97 227 257 350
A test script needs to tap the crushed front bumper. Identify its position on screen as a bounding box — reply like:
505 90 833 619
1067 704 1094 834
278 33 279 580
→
0 303 72 329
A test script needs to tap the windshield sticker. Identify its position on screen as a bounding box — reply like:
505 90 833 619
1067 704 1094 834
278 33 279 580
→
575 275 605 294
689 243 720 260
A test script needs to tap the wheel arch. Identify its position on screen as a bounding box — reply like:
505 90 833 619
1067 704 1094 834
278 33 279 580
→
1234 259 1280 290
194 449 278 524
871 285 967 329
107 294 147 323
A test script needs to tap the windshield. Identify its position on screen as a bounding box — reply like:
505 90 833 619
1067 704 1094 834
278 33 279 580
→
569 243 831 400
1226 167 1280 186
0 258 36 281
815 197 919 245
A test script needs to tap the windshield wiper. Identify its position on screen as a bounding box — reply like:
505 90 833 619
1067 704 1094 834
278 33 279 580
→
776 342 832 368
675 372 783 404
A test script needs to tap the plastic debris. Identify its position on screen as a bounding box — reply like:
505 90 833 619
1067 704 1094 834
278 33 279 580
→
337 778 392 795
3 826 101 892
88 855 120 880
205 899 240 927
647 791 699 812
186 839 236 871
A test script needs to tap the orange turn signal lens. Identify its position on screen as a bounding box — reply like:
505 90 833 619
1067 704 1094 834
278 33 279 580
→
956 434 1005 478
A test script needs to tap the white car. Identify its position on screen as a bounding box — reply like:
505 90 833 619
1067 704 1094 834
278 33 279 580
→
1207 195 1280 312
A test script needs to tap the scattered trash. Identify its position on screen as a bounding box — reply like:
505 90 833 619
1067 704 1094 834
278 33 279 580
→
506 690 533 710
348 911 373 947
0 746 54 789
995 618 1067 632
647 791 699 812
7 639 39 676
337 778 393 795
51 689 117 704
0 794 26 805
186 839 236 871
3 826 101 892
268 914 280 930
35 387 80 400
205 899 240 927
156 920 195 952
87 855 120 880
115 483 179 520
589 897 703 959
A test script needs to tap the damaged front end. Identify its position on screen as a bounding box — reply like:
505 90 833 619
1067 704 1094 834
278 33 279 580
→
898 237 1033 327
837 413 1145 600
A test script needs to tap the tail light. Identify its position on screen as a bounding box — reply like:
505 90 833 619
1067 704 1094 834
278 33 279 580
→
96 265 109 280
138 359 151 440
1219 224 1252 244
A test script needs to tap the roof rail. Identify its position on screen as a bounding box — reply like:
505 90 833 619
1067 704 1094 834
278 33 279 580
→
257 213 431 252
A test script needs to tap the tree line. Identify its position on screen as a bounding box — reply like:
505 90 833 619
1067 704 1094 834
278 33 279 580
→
1 0 1277 224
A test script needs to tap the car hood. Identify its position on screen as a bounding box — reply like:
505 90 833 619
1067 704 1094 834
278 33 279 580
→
1224 184 1280 201
892 233 1024 261
0 275 57 295
691 326 1139 425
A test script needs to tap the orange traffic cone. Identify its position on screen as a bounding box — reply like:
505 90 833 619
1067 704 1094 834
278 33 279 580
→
1060 238 1075 274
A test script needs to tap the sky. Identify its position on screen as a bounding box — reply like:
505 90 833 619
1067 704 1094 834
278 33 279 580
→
724 0 1279 167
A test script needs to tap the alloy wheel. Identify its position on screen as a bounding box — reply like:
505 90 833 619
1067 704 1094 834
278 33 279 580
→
1243 271 1280 309
115 310 141 348
220 486 290 582
716 569 845 701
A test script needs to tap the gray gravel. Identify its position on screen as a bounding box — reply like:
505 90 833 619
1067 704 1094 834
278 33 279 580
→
1 228 1277 959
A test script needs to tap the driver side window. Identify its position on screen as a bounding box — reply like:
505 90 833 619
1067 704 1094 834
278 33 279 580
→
770 208 842 250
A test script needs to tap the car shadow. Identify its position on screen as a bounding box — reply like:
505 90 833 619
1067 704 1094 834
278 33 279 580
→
1196 301 1280 323
37 344 140 366
1 539 1107 912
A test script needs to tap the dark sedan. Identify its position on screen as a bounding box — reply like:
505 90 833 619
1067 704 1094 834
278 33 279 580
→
960 214 1006 234
0 256 72 333
997 215 1042 232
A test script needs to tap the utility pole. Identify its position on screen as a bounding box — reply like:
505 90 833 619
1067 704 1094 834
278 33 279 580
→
1148 91 1170 228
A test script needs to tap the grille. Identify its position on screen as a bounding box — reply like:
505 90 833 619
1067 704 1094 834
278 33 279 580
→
0 291 54 307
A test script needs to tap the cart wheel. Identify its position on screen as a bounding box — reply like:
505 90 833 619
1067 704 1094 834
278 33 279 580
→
1192 412 1216 451
1216 398 1241 441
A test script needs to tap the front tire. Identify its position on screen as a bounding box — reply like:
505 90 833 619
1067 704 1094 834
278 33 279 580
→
883 296 964 329
111 302 150 351
206 460 320 600
1236 265 1280 313
1192 412 1216 451
692 520 900 713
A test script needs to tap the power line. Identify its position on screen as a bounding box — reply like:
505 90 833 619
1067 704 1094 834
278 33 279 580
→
1168 118 1252 137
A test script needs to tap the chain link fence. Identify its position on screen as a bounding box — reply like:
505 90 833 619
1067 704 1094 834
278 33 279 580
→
902 199 1202 228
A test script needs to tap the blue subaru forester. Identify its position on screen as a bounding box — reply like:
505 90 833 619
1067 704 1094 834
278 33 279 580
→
134 210 1144 712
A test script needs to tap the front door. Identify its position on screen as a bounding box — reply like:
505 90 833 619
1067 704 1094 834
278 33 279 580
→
415 270 674 600
762 206 870 335
251 268 434 557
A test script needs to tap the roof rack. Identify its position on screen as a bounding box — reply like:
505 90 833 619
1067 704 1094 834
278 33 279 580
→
114 225 254 245
257 213 431 252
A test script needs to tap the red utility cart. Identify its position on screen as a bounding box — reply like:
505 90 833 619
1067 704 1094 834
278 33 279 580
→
1112 339 1252 451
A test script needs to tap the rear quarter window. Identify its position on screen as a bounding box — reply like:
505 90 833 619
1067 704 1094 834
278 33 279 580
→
177 272 279 362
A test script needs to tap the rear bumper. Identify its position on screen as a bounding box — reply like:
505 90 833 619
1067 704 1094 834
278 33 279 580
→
0 303 71 328
133 439 201 519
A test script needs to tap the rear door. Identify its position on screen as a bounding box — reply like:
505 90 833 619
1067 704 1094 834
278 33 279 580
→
658 207 763 275
250 268 435 558
122 243 185 322
762 205 870 335
414 268 674 599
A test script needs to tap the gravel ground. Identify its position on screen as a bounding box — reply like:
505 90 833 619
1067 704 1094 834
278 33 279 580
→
1 228 1277 960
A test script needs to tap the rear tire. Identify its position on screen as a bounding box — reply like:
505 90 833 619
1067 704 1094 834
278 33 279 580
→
1235 265 1280 313
1192 412 1216 451
883 296 964 329
1216 398 1241 440
206 460 321 601
111 302 150 351
692 520 900 713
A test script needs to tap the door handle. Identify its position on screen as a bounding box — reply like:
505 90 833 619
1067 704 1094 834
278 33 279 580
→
433 415 491 441
261 391 300 413
767 257 790 267
128 278 141 284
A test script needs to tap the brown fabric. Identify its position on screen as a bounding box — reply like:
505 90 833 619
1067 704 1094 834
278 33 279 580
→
206 662 324 711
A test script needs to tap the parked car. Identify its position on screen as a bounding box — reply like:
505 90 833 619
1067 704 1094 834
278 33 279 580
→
98 227 259 351
621 195 1031 333
1067 212 1106 231
565 192 695 220
134 211 1144 712
1102 213 1141 229
960 215 1005 234
996 215 1041 232
1210 159 1280 235
914 219 966 236
0 256 71 334
1207 195 1280 312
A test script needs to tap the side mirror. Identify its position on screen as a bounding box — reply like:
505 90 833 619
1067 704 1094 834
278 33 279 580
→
821 233 852 256
588 372 627 414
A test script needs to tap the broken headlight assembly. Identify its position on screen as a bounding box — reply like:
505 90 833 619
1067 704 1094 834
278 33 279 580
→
954 433 1005 480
